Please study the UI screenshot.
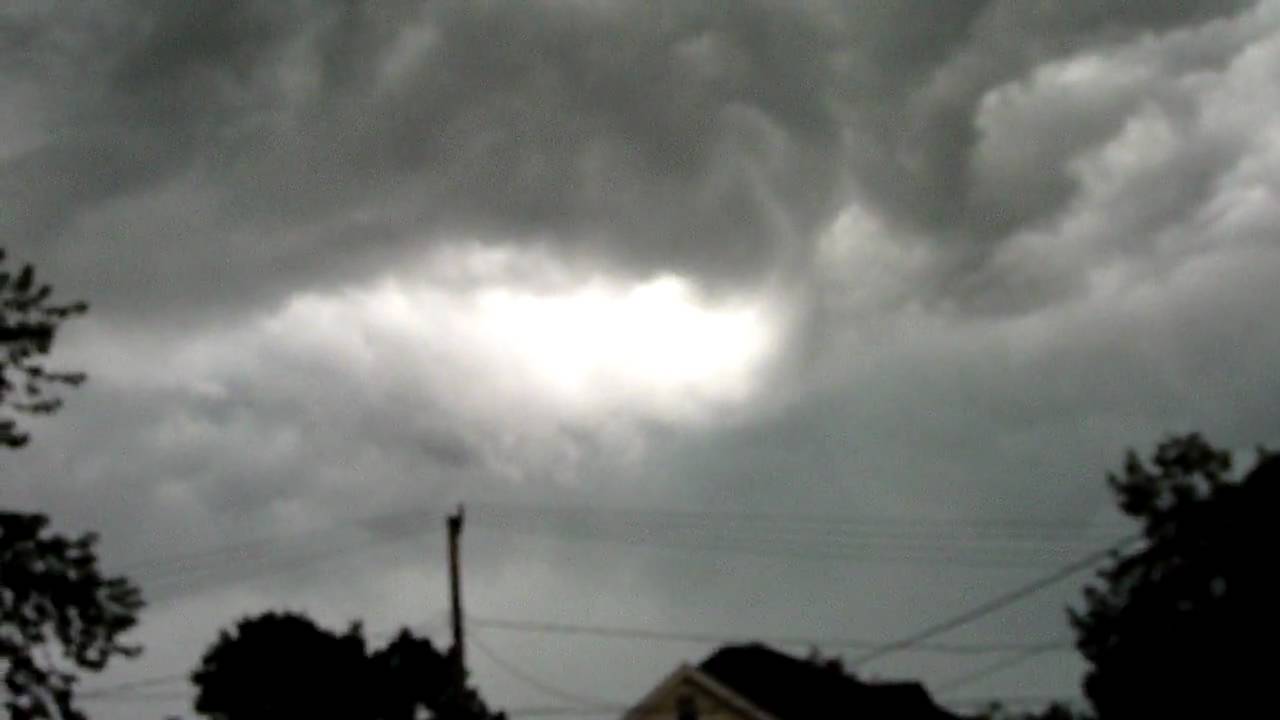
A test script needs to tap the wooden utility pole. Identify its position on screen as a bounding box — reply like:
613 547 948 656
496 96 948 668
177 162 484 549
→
446 504 465 674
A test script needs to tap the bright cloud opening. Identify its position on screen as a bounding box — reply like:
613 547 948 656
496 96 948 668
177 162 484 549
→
470 274 773 412
70 244 781 492
110 245 781 427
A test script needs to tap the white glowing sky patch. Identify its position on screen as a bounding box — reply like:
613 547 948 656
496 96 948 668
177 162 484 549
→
73 245 781 432
470 274 773 410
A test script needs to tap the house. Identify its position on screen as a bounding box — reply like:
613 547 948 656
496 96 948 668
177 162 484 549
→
622 643 963 720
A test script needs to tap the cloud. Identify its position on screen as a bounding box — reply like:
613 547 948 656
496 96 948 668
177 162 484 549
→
5 3 1280 718
20 243 778 533
6 0 1258 322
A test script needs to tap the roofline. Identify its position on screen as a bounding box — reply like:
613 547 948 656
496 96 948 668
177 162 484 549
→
621 663 781 720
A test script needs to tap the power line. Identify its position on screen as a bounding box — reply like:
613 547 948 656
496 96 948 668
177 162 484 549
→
108 499 1125 586
107 499 1124 592
935 642 1068 693
468 615 1070 655
471 511 1118 547
124 516 438 605
117 506 441 577
468 522 1105 569
122 499 1121 594
471 625 820 719
469 501 1125 534
465 502 1129 570
851 534 1140 668
469 508 1125 548
470 633 618 709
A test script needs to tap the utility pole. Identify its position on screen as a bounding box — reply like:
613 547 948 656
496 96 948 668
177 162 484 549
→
446 504 465 675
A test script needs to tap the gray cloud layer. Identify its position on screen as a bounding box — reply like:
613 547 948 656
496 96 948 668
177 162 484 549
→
5 0 1254 317
4 1 1280 718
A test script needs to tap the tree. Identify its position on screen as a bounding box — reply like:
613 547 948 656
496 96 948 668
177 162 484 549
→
369 630 500 720
1070 433 1276 719
192 611 505 720
0 513 144 719
2 247 144 719
972 702 1091 720
192 612 369 720
0 248 87 449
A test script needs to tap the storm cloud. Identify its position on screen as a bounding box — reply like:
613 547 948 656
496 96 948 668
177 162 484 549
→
5 0 1258 314
4 1 1280 718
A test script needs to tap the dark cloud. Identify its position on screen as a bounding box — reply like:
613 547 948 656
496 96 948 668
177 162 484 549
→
6 0 1256 320
5 3 1280 719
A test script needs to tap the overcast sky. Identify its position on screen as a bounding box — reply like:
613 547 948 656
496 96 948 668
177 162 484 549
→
5 1 1280 717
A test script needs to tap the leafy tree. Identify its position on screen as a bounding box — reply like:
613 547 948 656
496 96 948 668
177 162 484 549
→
1070 433 1275 719
0 248 87 449
192 612 369 720
370 630 500 720
0 513 144 719
2 247 144 719
192 611 505 720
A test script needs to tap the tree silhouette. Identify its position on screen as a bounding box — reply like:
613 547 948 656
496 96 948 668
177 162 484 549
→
0 248 87 449
977 702 1090 717
192 612 505 720
2 247 144 719
193 612 369 719
0 513 144 719
370 630 501 720
1070 433 1275 718
972 702 1090 720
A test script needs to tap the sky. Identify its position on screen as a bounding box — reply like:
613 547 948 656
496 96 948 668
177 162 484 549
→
4 0 1280 717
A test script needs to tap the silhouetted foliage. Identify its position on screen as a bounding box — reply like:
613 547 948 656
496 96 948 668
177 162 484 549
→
0 248 87 449
0 512 144 719
2 248 144 718
192 611 505 720
972 701 1090 720
1070 433 1276 718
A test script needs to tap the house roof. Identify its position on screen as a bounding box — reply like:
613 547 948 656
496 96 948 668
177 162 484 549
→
697 644 963 720
621 663 779 720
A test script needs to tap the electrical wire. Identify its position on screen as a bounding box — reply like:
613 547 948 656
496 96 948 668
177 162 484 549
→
110 500 1125 591
467 615 1070 656
934 642 1068 693
469 501 1124 534
118 506 441 578
851 533 1140 667
143 524 425 596
469 632 618 709
468 506 1125 547
468 522 1103 569
464 502 1129 569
